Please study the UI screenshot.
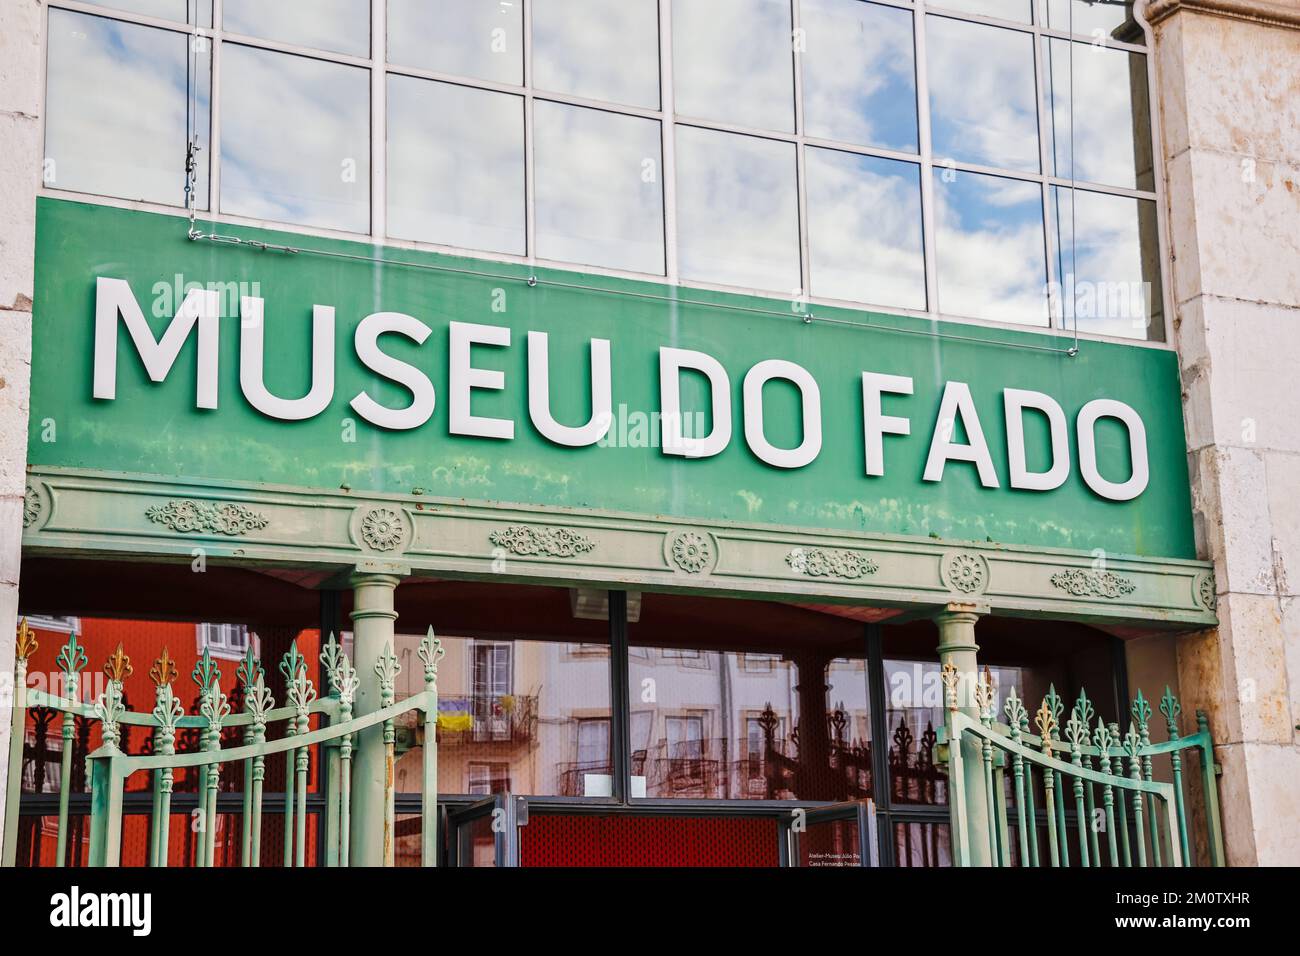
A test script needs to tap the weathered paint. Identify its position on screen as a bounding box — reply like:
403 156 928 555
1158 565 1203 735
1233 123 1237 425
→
31 198 1197 559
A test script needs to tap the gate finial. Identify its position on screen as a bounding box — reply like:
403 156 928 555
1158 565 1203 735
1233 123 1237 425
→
15 618 37 663
103 643 133 683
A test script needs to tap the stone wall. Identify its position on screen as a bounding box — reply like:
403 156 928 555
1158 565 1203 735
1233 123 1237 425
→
0 0 41 857
1148 0 1300 864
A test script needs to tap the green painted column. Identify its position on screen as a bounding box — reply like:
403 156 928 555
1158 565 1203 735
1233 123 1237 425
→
348 569 403 866
935 602 992 866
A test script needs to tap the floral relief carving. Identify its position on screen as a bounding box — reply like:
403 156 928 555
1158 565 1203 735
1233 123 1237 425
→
786 547 878 580
1050 569 1138 600
1198 572 1217 611
145 499 269 536
23 485 41 528
489 525 596 558
361 507 408 552
669 531 714 574
943 552 987 594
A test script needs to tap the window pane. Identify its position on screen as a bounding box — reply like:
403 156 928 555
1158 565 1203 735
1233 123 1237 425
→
927 16 1039 173
933 170 1048 325
807 149 925 310
535 102 664 274
801 0 918 153
220 44 369 232
1044 0 1142 44
223 0 370 58
675 126 799 293
44 9 209 208
80 0 212 26
387 75 525 255
1043 39 1153 191
673 0 794 133
628 594 872 802
1052 187 1163 341
387 0 522 85
926 0 1031 22
532 0 659 108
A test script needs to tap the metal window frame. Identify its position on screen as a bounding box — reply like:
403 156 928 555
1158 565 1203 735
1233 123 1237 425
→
39 0 1173 349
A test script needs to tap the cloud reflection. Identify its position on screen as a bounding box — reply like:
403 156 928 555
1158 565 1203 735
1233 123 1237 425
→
806 149 925 310
934 169 1048 325
673 0 794 133
220 43 369 232
388 0 523 85
387 76 525 255
675 126 800 293
532 0 659 108
535 102 664 274
223 0 369 57
44 9 209 208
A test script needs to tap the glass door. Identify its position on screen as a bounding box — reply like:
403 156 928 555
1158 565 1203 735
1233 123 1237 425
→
446 794 528 867
783 800 877 867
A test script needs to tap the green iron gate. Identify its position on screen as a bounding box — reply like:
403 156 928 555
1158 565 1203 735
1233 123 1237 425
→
935 663 1226 867
3 619 442 867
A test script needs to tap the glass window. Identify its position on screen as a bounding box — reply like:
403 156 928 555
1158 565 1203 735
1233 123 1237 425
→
534 102 665 274
927 16 1039 173
1044 0 1142 43
675 126 800 293
223 0 370 58
933 169 1048 325
387 0 523 86
628 594 872 802
800 0 918 153
672 0 794 133
44 9 209 208
391 583 612 800
1043 39 1153 192
80 0 212 26
926 0 1031 22
387 75 525 255
220 44 370 232
532 0 659 108
807 148 925 310
1052 187 1163 341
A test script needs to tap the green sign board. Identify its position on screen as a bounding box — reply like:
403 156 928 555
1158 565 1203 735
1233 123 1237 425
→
30 199 1196 560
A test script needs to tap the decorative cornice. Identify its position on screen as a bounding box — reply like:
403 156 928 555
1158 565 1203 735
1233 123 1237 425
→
1050 569 1139 600
489 524 595 558
21 467 1218 629
786 547 878 580
1145 0 1300 29
146 499 269 536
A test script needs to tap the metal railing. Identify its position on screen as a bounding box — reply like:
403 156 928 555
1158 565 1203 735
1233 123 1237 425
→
3 620 444 867
935 664 1225 867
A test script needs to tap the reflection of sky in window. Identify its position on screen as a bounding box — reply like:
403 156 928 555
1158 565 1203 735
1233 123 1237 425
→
675 126 800 293
1043 39 1153 191
224 0 369 58
388 0 523 85
81 0 212 26
1053 187 1161 340
807 149 925 310
673 0 794 133
387 76 525 256
220 44 369 232
45 9 209 208
535 102 664 274
926 0 1031 23
801 0 918 153
1044 0 1139 42
927 16 1039 173
532 0 659 108
934 170 1047 325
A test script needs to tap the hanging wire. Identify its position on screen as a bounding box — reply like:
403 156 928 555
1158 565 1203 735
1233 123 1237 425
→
1066 0 1081 357
183 0 201 235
